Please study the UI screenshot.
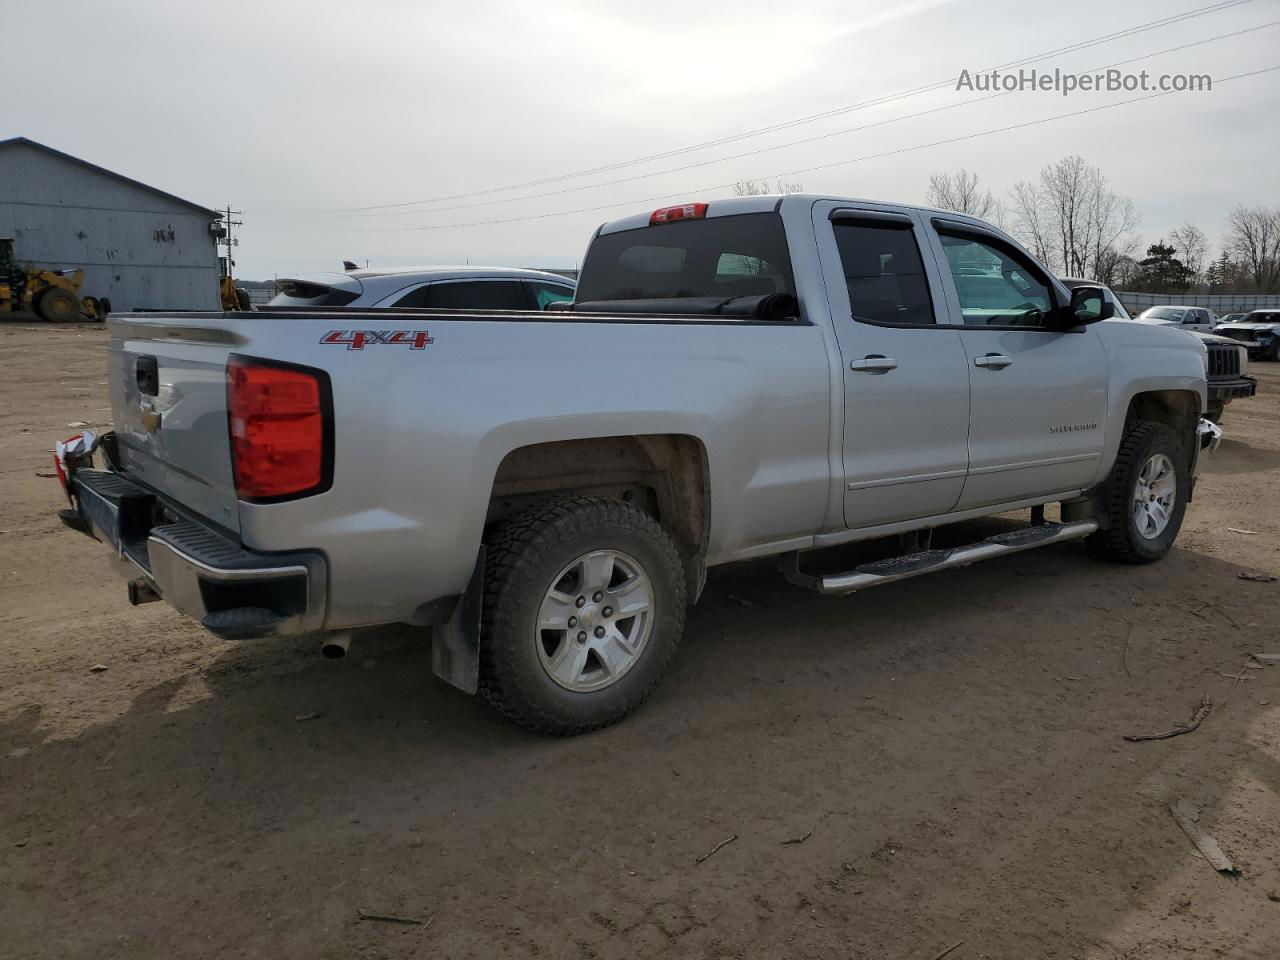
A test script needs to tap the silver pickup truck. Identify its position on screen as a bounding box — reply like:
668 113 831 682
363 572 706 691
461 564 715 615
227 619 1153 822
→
55 195 1221 734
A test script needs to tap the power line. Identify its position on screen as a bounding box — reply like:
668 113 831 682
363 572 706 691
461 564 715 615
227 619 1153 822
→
303 18 1279 221
323 0 1257 213
345 65 1279 233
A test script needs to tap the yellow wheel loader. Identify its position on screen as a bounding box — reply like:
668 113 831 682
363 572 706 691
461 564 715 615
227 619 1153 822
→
219 274 252 311
0 238 109 322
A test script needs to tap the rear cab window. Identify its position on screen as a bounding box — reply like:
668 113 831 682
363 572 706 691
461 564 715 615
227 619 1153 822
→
576 212 796 303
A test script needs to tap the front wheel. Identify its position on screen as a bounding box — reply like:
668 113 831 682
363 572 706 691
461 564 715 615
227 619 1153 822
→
36 288 79 322
478 497 686 735
1087 420 1189 564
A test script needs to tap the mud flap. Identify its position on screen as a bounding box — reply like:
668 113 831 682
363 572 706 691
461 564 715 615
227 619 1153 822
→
431 547 484 694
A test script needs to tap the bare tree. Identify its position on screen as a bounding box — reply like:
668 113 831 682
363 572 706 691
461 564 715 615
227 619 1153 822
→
733 179 803 197
1168 222 1208 284
1009 180 1053 266
925 169 997 219
1007 156 1139 280
1225 204 1280 292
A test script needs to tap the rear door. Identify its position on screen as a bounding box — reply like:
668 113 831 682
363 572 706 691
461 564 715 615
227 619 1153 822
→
923 220 1108 509
1190 309 1214 332
813 202 972 528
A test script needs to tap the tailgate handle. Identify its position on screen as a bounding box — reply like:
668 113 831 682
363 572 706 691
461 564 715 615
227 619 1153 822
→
135 356 159 396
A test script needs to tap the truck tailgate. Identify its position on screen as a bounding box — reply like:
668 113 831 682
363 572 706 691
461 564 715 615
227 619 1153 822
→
107 316 241 534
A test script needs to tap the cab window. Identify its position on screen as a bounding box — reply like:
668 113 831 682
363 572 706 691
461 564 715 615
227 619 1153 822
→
937 230 1055 327
833 219 935 326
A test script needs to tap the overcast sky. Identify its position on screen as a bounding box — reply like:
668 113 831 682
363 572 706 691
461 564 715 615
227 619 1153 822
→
10 0 1279 278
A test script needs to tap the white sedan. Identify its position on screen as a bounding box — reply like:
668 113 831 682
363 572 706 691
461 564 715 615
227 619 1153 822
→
268 266 575 311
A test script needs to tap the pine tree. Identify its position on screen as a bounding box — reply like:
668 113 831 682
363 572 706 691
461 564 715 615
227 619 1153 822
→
1206 251 1234 291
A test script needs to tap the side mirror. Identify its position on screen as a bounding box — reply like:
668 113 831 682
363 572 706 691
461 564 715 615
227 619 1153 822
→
1060 286 1114 327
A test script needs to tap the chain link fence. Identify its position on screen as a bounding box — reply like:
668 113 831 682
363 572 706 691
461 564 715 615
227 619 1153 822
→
1115 291 1280 315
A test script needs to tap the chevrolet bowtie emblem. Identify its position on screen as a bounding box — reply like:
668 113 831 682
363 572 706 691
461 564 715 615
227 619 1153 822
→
139 401 162 433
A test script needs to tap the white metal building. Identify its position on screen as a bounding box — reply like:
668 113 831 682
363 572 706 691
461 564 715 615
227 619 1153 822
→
0 137 220 311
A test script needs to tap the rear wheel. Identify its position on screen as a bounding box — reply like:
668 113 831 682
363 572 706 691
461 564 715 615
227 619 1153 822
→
1087 420 1188 564
478 496 686 735
36 288 79 322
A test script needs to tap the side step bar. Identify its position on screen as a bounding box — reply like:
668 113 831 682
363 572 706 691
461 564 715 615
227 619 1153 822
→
783 519 1099 596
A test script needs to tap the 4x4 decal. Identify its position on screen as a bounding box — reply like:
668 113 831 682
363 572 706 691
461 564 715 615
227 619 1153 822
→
320 330 434 350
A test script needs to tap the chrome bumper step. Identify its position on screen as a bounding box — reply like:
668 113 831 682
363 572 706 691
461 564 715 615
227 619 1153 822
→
783 519 1099 596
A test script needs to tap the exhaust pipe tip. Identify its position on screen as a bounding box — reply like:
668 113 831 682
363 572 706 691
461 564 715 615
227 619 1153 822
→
320 633 351 659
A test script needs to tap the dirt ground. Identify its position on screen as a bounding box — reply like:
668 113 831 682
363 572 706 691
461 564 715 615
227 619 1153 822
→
2 320 1279 960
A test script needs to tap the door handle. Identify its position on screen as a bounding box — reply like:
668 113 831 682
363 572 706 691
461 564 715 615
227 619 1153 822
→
973 353 1012 369
850 355 898 373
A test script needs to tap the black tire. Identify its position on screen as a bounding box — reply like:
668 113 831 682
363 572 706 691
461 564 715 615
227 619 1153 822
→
1087 420 1189 564
1205 402 1224 424
1269 341 1280 362
36 287 79 322
478 496 686 735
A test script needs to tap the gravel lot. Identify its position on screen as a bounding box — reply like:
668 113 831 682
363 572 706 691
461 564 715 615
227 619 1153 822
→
2 320 1279 959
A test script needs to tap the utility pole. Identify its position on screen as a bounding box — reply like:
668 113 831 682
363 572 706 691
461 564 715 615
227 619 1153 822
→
218 204 242 279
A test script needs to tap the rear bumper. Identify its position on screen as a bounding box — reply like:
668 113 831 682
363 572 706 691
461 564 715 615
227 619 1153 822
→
1207 376 1257 403
63 468 327 639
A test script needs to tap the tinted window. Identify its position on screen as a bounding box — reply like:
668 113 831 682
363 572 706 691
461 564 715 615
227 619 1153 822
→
390 284 431 308
576 212 795 302
526 281 575 309
834 220 934 326
938 231 1054 327
413 281 529 311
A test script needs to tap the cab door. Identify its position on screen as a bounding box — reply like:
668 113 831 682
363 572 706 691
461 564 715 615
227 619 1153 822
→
813 202 972 528
922 219 1108 509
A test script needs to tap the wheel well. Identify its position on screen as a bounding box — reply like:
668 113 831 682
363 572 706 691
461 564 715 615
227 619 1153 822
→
487 435 710 598
1126 390 1199 447
1063 389 1201 527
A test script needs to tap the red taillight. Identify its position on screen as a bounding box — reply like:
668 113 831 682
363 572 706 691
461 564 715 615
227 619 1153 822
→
52 447 72 504
226 357 330 501
650 202 707 225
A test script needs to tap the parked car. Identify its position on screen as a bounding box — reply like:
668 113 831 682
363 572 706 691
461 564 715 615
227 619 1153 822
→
1136 305 1216 332
268 266 576 311
55 195 1220 734
1063 280 1255 423
1216 312 1249 326
1213 309 1280 361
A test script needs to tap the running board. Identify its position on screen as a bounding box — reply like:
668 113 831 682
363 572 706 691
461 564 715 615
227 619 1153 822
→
782 520 1099 596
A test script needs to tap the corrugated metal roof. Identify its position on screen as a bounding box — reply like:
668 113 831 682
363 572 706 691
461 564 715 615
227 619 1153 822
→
0 137 218 216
